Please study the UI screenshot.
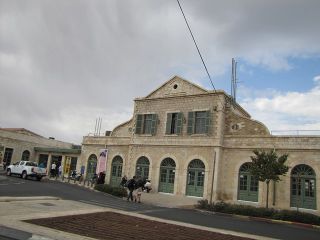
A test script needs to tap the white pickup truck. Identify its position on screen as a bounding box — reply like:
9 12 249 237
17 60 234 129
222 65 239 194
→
6 161 47 181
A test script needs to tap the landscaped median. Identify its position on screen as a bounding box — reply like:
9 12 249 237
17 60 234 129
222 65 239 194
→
196 200 320 229
94 184 128 198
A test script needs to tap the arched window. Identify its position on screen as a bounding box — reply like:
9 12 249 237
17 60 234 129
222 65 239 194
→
159 158 176 193
110 156 123 186
21 150 30 161
135 156 150 179
186 159 205 197
291 164 316 209
238 163 259 202
86 154 97 180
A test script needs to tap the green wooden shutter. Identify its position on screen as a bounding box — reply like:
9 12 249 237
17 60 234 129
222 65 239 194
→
166 113 172 135
187 112 194 135
135 114 143 134
151 114 158 135
205 110 211 134
176 112 183 135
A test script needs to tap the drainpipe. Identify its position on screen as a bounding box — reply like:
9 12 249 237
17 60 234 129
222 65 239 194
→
210 151 216 204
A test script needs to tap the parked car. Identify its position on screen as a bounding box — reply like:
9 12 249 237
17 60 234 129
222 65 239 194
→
6 161 47 181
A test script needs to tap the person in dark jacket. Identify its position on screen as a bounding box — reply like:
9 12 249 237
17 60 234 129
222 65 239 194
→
126 176 136 202
120 175 127 187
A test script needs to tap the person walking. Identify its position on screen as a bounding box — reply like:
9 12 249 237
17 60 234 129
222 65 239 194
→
58 165 62 178
50 162 56 178
126 176 136 202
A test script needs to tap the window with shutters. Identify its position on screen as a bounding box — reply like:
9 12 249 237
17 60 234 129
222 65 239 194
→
135 114 158 135
187 110 211 135
166 112 183 135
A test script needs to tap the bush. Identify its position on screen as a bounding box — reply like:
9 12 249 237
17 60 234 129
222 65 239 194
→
273 210 320 225
94 184 128 198
196 200 320 226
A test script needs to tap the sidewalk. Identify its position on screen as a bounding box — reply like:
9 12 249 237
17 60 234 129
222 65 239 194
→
139 191 200 208
48 176 200 208
0 197 276 240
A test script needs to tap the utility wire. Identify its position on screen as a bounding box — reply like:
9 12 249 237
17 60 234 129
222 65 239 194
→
176 0 216 91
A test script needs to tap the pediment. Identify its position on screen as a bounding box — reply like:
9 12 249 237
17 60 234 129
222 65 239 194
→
145 76 208 99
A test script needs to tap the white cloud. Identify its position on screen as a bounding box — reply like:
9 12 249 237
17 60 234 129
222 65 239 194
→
0 0 320 143
240 80 320 133
313 75 320 82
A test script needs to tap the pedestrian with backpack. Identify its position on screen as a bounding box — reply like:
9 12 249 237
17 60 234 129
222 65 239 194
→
126 176 136 202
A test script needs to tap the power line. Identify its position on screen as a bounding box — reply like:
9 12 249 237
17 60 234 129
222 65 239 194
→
176 0 216 91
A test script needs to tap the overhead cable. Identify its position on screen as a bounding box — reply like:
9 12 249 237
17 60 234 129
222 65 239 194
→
176 0 216 91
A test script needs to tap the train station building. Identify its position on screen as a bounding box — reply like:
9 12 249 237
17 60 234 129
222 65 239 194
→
80 76 320 214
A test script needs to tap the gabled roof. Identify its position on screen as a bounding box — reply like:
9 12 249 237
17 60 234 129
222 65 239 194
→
0 128 44 138
144 75 208 99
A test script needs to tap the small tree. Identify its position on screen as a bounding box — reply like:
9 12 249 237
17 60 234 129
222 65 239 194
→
250 149 289 208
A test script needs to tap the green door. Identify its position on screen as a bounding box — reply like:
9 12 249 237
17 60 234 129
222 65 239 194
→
291 164 317 210
86 154 97 180
158 158 176 193
238 163 259 202
135 156 150 179
110 156 123 187
186 159 205 197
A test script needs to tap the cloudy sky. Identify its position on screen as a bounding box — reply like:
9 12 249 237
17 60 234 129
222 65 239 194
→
1 0 319 144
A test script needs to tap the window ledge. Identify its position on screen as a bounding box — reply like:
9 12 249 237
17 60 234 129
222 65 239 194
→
164 134 180 137
237 200 259 204
189 134 209 137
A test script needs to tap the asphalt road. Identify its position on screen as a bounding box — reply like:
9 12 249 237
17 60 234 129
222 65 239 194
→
1 173 319 240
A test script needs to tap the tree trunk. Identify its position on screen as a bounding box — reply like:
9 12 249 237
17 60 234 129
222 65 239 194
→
266 181 270 209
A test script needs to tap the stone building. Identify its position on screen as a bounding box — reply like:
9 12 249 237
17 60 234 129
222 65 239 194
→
81 76 319 214
0 128 81 175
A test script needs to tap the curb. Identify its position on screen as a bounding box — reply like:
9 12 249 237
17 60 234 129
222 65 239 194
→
196 209 320 230
0 196 61 202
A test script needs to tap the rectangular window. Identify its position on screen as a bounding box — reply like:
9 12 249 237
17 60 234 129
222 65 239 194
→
143 114 153 134
160 169 167 183
197 172 204 187
188 171 195 185
250 176 259 192
168 170 175 183
187 111 211 135
4 148 13 165
135 114 158 135
166 112 183 135
112 166 117 176
70 157 77 171
117 165 122 177
195 111 206 134
239 175 247 190
39 154 48 168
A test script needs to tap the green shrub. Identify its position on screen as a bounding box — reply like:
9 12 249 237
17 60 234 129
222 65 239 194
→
273 210 320 225
94 184 128 198
196 200 320 225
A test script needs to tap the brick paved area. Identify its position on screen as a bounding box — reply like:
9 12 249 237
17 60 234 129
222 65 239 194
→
25 212 252 240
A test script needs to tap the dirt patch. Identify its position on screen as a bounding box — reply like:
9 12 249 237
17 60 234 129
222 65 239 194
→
25 211 253 240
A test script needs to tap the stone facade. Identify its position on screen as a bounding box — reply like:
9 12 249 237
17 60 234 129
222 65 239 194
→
0 128 81 175
81 76 320 214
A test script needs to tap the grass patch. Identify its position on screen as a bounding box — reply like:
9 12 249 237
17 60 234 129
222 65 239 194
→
197 200 320 226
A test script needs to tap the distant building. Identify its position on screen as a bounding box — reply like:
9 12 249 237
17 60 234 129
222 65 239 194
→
0 128 81 175
81 76 319 214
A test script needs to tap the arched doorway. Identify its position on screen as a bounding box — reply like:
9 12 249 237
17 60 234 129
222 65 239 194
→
238 163 259 202
110 156 123 187
86 154 97 180
21 150 30 161
291 164 316 209
135 156 150 179
159 158 176 193
186 159 205 197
